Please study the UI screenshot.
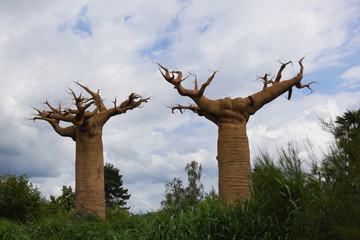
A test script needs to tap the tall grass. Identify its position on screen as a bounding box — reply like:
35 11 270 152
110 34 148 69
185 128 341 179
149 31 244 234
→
1 145 359 239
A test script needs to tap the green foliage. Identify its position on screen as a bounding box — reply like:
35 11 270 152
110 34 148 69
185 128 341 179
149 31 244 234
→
69 208 100 222
0 174 46 222
185 161 205 206
48 185 75 216
104 163 130 209
162 160 204 210
315 108 360 239
105 202 130 222
162 177 186 208
320 109 360 199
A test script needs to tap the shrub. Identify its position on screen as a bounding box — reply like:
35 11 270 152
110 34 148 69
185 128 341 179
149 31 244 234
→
0 174 46 222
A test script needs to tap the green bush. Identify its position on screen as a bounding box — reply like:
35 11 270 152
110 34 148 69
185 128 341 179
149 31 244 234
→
69 208 100 222
0 174 46 222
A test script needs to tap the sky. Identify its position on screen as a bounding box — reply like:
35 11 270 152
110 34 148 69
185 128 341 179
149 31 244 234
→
0 0 359 213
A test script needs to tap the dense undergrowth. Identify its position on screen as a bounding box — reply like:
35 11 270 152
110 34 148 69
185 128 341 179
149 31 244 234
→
1 148 359 240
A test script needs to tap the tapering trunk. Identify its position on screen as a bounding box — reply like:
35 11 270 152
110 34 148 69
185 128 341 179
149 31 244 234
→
75 127 105 219
216 120 252 203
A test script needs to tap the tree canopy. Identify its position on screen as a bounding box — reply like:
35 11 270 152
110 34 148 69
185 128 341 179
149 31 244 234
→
320 108 360 199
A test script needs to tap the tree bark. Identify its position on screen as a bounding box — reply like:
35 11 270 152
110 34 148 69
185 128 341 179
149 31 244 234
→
217 120 252 203
75 126 105 219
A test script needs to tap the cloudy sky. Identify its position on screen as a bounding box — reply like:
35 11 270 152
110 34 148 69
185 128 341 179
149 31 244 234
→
1 0 359 212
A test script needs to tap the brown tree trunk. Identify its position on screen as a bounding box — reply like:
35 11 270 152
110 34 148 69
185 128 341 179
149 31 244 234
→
217 120 252 203
75 126 105 219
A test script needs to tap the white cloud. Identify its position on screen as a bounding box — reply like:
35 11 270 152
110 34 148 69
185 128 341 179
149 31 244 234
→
341 65 360 89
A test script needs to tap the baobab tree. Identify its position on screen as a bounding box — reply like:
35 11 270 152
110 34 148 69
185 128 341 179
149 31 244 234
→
158 57 314 204
33 83 149 219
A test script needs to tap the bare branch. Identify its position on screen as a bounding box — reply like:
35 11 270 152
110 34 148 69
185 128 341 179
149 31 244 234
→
247 57 311 114
258 74 269 90
34 84 102 126
198 71 217 97
67 88 78 101
108 93 150 117
75 82 107 111
274 60 292 83
112 98 117 109
168 103 220 123
257 73 277 90
33 108 76 140
34 105 75 123
157 64 183 85
169 104 203 115
286 87 293 100
295 81 315 92
193 74 198 91
45 100 61 114
158 62 217 98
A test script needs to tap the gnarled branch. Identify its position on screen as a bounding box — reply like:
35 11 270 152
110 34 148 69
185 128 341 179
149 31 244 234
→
75 82 107 111
169 104 203 115
110 93 150 116
246 57 314 114
33 109 76 140
33 83 103 127
157 63 217 99
274 60 292 83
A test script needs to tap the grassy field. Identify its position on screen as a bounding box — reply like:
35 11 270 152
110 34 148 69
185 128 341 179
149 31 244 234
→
0 198 307 240
2 142 360 239
1 178 359 240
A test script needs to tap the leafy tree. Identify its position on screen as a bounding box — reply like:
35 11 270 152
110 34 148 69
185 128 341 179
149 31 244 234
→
49 185 75 214
162 160 204 209
0 174 45 221
185 161 205 206
320 108 360 199
57 185 76 211
306 108 360 238
104 163 130 209
162 178 185 208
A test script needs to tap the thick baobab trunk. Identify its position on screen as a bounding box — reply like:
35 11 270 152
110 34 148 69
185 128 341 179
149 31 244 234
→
75 127 105 219
217 120 252 203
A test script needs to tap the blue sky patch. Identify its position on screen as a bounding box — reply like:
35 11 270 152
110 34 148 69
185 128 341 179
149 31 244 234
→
124 15 131 22
140 36 172 57
305 48 360 94
72 6 92 37
57 6 92 37
139 16 180 57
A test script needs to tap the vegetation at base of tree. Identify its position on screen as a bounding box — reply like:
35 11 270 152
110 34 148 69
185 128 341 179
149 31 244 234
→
0 108 359 239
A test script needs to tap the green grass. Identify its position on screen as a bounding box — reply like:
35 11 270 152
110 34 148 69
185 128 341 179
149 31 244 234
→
2 193 357 240
1 145 359 240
